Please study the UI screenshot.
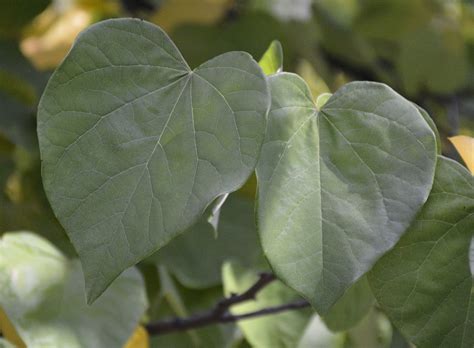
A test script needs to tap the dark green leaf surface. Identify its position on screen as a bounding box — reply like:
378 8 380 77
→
0 232 147 348
37 18 269 302
323 276 374 332
149 194 263 288
256 73 437 313
369 156 474 348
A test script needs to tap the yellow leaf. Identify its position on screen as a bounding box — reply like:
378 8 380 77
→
0 307 26 348
123 326 149 348
21 6 93 70
151 0 233 32
449 135 474 174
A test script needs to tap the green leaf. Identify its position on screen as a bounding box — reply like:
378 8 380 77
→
256 73 437 313
368 156 474 348
222 262 313 348
390 328 411 348
149 193 263 288
0 338 16 348
0 40 48 150
37 18 270 303
343 308 392 348
414 104 441 155
0 232 148 348
315 92 332 110
297 315 344 348
322 276 374 332
258 40 283 75
397 25 468 95
0 158 73 256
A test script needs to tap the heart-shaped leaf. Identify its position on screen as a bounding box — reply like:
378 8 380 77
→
256 73 437 313
37 18 269 302
368 156 474 348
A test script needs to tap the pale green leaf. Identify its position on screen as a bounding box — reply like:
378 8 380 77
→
315 92 332 110
258 40 283 75
37 18 269 302
297 315 344 348
344 308 392 348
0 338 15 348
0 232 147 348
222 262 312 348
256 73 437 313
368 156 474 348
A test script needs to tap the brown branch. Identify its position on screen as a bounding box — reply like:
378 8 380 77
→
145 272 311 335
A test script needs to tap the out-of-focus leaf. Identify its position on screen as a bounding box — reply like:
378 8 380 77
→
149 194 263 288
449 135 474 173
0 40 48 90
354 0 432 44
151 0 232 32
296 60 330 100
250 0 313 22
0 40 47 150
0 70 37 106
158 266 188 318
0 93 36 150
315 92 332 110
222 262 313 348
259 40 283 75
0 338 16 348
124 326 149 348
313 3 377 68
344 309 392 348
369 157 474 347
171 13 317 69
0 159 73 255
322 277 374 332
397 24 468 95
0 232 148 348
21 6 94 70
256 74 437 313
150 278 236 348
37 18 269 303
390 327 412 348
297 315 344 348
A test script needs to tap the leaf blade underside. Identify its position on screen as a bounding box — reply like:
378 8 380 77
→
256 73 437 313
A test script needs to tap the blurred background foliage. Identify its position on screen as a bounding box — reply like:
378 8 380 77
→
0 0 473 347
